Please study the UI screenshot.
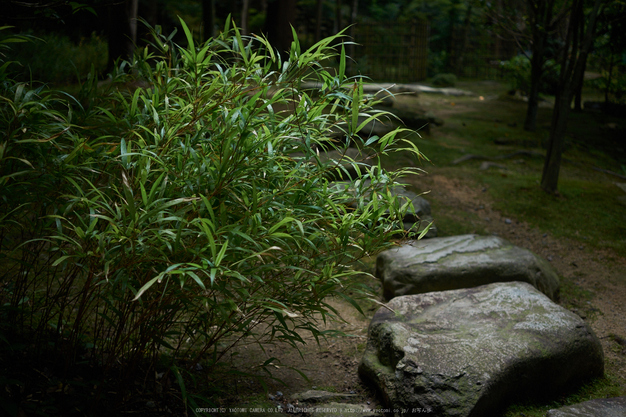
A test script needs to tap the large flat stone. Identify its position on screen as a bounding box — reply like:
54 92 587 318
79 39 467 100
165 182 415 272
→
291 390 357 403
546 397 626 416
359 282 604 417
376 234 559 300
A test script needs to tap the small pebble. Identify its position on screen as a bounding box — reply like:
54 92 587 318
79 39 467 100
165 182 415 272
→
276 391 283 398
504 218 512 224
146 401 156 408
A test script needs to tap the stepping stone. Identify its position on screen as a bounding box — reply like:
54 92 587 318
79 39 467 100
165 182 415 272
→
359 282 604 417
546 397 626 416
376 234 559 301
291 390 358 403
289 390 382 416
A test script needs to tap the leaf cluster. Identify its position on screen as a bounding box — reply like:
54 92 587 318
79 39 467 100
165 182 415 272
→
0 18 424 411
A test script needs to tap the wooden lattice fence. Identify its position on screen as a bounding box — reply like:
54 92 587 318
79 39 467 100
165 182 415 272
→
350 20 429 83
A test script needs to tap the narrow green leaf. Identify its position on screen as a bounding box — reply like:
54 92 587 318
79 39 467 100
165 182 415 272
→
209 268 217 286
196 42 212 64
214 239 229 267
338 43 346 81
186 270 206 291
267 216 295 236
417 221 433 240
121 170 136 222
171 365 187 406
351 82 361 133
178 16 195 56
140 181 149 207
133 276 160 301
333 291 365 316
290 25 300 57
364 135 380 146
51 255 73 267
233 22 248 66
120 138 130 169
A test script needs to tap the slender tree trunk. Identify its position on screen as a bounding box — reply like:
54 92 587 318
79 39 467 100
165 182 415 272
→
265 0 298 58
524 39 544 132
573 58 587 111
241 0 250 35
350 0 358 33
347 0 358 74
540 0 604 193
541 90 571 192
335 0 343 34
315 0 323 42
524 0 553 132
202 0 216 41
128 0 139 46
573 4 587 112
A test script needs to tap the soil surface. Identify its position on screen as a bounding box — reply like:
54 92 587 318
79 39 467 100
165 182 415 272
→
214 91 626 415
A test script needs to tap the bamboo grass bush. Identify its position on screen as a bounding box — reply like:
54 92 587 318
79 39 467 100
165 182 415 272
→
0 20 426 411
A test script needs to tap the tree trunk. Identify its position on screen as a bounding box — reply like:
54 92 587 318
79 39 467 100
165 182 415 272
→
202 0 216 41
524 40 544 131
241 0 250 35
347 0 358 74
265 0 298 58
523 0 553 132
128 0 139 46
315 0 323 42
335 0 342 34
573 58 587 111
540 0 604 193
541 91 571 192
